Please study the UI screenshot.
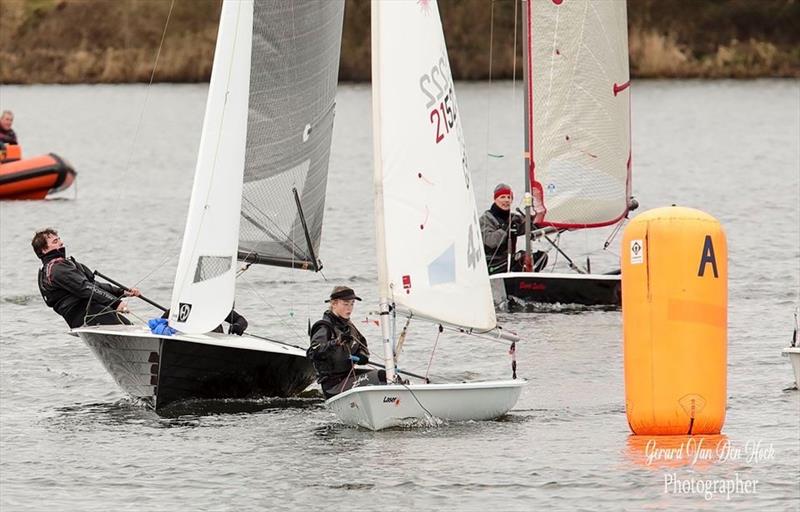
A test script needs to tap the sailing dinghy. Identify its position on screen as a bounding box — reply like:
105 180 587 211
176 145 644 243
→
491 0 635 308
781 307 800 388
74 0 345 412
326 0 524 431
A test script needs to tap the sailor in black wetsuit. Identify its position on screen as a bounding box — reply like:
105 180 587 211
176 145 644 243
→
307 286 386 398
32 228 139 328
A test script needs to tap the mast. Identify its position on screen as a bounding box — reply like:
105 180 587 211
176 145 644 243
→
370 0 396 383
521 0 533 270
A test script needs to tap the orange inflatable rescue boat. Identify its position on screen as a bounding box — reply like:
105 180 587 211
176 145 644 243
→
0 145 77 200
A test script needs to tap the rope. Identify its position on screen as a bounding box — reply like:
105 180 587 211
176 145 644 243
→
336 365 357 396
424 324 443 381
121 0 175 177
237 277 307 341
603 218 626 250
88 0 181 300
483 0 496 190
511 0 519 98
394 315 412 363
398 380 435 421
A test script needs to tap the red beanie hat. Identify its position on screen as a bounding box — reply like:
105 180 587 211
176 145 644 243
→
494 183 513 199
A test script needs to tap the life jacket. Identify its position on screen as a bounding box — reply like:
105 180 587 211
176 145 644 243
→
37 254 84 309
307 313 368 381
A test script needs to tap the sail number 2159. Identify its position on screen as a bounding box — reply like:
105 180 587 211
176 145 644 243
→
420 59 457 144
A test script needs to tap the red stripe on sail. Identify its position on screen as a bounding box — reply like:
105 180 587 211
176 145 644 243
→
527 0 541 209
614 80 631 96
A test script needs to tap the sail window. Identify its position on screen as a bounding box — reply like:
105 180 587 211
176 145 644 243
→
193 256 232 283
427 244 456 286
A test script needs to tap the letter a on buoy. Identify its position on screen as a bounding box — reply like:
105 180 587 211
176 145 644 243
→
622 207 728 435
697 235 718 278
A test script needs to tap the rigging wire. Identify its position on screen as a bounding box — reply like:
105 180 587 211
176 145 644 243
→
511 0 519 99
122 0 175 178
96 0 183 305
394 315 412 363
483 0 496 192
398 380 436 421
237 276 307 341
424 324 443 382
603 218 627 250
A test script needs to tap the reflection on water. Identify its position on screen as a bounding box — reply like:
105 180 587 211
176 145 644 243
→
158 396 324 418
626 435 730 470
48 399 194 430
506 299 621 314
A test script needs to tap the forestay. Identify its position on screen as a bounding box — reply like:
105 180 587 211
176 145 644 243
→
527 0 631 228
372 0 495 330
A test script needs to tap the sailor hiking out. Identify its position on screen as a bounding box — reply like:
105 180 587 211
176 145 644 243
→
32 228 140 328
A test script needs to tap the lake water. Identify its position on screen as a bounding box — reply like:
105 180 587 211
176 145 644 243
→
1 80 798 510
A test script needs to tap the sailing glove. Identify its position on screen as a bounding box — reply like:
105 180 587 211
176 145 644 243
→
349 354 369 365
510 215 525 235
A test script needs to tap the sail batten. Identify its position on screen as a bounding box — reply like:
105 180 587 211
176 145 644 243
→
527 0 631 228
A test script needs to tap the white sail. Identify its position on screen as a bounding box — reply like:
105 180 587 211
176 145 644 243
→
526 0 631 227
169 0 253 333
372 0 495 330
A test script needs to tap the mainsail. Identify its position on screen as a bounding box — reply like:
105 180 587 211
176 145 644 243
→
171 0 345 333
526 0 631 228
372 0 496 331
239 0 345 269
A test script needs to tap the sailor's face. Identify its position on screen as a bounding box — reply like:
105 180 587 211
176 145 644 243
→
0 113 13 131
494 193 513 211
43 234 64 253
331 299 355 319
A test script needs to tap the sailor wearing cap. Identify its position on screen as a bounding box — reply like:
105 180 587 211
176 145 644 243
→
307 286 386 398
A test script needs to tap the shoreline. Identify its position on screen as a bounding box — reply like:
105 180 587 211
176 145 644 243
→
1 0 798 84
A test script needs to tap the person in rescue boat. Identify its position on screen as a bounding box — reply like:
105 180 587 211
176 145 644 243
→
32 228 140 328
307 286 386 398
479 183 548 275
0 110 18 145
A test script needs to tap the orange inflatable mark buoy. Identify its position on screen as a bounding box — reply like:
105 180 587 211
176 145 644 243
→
0 153 76 200
622 206 727 435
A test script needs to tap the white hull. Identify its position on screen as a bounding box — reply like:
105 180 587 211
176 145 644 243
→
782 347 800 387
72 324 315 411
326 379 525 430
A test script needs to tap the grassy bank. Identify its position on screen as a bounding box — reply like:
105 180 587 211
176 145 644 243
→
1 0 798 84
